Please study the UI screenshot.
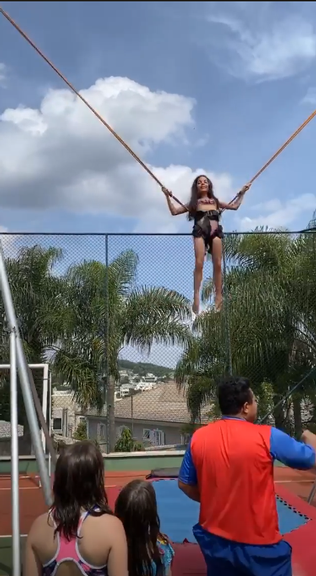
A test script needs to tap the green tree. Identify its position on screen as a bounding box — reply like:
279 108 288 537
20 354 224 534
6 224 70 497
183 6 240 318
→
176 224 316 434
114 427 143 452
73 420 88 441
53 250 192 451
0 245 66 448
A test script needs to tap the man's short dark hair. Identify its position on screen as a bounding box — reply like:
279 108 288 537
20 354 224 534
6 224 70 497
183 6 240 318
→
217 376 252 415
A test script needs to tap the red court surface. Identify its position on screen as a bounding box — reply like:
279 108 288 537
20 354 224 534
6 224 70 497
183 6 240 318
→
0 471 150 535
1 467 316 576
273 466 316 502
171 485 316 576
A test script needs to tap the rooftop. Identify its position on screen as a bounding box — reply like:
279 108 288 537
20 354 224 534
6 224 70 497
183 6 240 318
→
86 381 211 424
0 420 24 438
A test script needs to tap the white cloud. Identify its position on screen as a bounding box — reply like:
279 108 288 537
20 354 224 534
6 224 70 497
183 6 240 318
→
238 193 316 231
205 7 316 82
0 63 6 87
0 76 235 232
301 86 316 105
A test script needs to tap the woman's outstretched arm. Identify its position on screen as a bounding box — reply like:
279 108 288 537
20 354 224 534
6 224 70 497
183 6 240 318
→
162 187 188 216
219 183 251 211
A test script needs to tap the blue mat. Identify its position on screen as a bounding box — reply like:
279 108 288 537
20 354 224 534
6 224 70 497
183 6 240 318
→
152 479 310 544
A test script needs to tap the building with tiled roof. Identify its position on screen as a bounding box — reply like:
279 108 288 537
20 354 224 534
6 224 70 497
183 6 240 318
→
85 381 211 450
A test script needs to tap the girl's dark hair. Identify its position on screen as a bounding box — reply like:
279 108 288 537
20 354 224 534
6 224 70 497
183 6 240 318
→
115 479 166 576
52 440 112 540
188 174 219 220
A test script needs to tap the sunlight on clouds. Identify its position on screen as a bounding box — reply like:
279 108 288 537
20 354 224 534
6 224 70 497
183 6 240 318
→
301 87 316 105
0 75 235 233
238 193 316 231
1 106 48 135
205 5 316 82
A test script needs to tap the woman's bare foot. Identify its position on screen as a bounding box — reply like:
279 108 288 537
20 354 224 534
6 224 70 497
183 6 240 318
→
215 294 223 312
192 292 200 315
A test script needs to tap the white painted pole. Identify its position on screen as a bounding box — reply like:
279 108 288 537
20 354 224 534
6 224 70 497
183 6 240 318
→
0 243 52 506
41 364 49 451
10 329 21 576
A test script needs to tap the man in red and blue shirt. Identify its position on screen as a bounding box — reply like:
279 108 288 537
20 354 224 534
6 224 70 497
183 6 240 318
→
178 376 316 576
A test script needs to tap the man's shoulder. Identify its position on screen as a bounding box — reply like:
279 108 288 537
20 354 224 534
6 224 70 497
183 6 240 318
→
191 420 222 440
191 420 273 441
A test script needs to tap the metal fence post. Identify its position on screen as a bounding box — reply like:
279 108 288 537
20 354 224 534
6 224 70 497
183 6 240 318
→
104 233 110 453
0 242 52 505
10 328 20 576
222 237 233 375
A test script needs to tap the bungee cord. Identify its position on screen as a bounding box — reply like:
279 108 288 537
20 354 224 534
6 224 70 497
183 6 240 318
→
2 5 316 506
2 5 316 212
0 7 189 208
221 106 316 212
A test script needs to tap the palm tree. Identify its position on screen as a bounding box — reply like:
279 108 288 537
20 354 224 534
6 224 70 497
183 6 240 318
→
0 245 66 448
53 249 192 451
176 223 316 434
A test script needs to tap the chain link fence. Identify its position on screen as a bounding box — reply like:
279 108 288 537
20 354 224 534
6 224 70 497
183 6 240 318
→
0 228 315 455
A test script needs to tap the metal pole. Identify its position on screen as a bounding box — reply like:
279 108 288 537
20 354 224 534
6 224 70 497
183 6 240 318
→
41 364 49 451
259 366 316 425
131 393 134 436
26 364 57 468
222 238 233 375
48 370 52 478
0 244 52 506
105 234 110 453
10 329 21 576
307 476 316 505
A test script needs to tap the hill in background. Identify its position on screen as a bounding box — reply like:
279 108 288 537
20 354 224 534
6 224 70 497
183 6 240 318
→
118 359 173 378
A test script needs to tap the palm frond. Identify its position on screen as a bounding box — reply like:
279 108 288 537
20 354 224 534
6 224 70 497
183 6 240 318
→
122 286 192 353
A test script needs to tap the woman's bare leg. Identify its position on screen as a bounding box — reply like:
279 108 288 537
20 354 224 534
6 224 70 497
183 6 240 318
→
193 237 205 314
212 237 223 311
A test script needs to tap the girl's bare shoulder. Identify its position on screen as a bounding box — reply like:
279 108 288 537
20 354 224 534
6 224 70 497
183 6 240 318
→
89 512 124 531
101 513 123 526
28 512 53 541
85 513 126 545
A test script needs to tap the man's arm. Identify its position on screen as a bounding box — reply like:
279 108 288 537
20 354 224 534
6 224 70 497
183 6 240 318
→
270 427 316 470
178 441 200 502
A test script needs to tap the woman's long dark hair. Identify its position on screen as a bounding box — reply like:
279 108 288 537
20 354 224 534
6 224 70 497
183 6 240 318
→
188 174 219 220
115 479 166 576
52 440 112 540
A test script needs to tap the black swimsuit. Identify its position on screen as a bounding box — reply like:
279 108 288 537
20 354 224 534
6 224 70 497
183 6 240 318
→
192 205 223 254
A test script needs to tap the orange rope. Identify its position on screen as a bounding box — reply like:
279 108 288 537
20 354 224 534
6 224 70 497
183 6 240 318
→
221 106 316 213
2 6 316 215
0 6 188 209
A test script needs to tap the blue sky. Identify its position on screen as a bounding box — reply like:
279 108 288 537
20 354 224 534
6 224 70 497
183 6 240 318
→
1 1 316 367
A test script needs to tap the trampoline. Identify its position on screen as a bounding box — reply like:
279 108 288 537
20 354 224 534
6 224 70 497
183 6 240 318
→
118 470 316 576
151 478 310 543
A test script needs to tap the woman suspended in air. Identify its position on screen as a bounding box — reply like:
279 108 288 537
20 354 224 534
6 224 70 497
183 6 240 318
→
163 175 250 315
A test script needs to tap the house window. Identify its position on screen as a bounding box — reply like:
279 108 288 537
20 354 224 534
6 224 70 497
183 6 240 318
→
53 418 62 432
181 433 191 445
142 428 165 446
153 429 165 446
52 409 68 436
97 423 106 440
142 429 151 441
